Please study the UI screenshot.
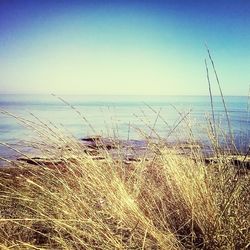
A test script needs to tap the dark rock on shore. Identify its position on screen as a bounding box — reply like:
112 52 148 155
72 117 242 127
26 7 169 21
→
17 157 67 170
203 155 250 170
18 157 63 166
10 136 250 171
81 136 118 150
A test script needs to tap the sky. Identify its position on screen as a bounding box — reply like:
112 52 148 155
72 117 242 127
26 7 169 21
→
0 0 249 95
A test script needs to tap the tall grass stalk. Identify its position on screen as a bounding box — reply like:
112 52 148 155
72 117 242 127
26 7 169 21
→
206 47 235 150
205 59 217 141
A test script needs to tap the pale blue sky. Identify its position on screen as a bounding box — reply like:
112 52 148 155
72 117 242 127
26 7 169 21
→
0 0 249 95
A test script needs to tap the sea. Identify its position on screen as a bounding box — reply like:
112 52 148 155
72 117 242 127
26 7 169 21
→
0 94 249 162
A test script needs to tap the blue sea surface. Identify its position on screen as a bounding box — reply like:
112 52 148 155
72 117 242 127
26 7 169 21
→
0 94 249 161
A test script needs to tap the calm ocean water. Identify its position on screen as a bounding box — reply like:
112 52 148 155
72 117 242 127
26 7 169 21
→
0 94 249 160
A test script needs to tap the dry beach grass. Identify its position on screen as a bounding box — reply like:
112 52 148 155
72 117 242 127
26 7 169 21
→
0 127 249 249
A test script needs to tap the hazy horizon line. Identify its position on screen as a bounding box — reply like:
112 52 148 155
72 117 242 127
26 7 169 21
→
0 93 248 97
